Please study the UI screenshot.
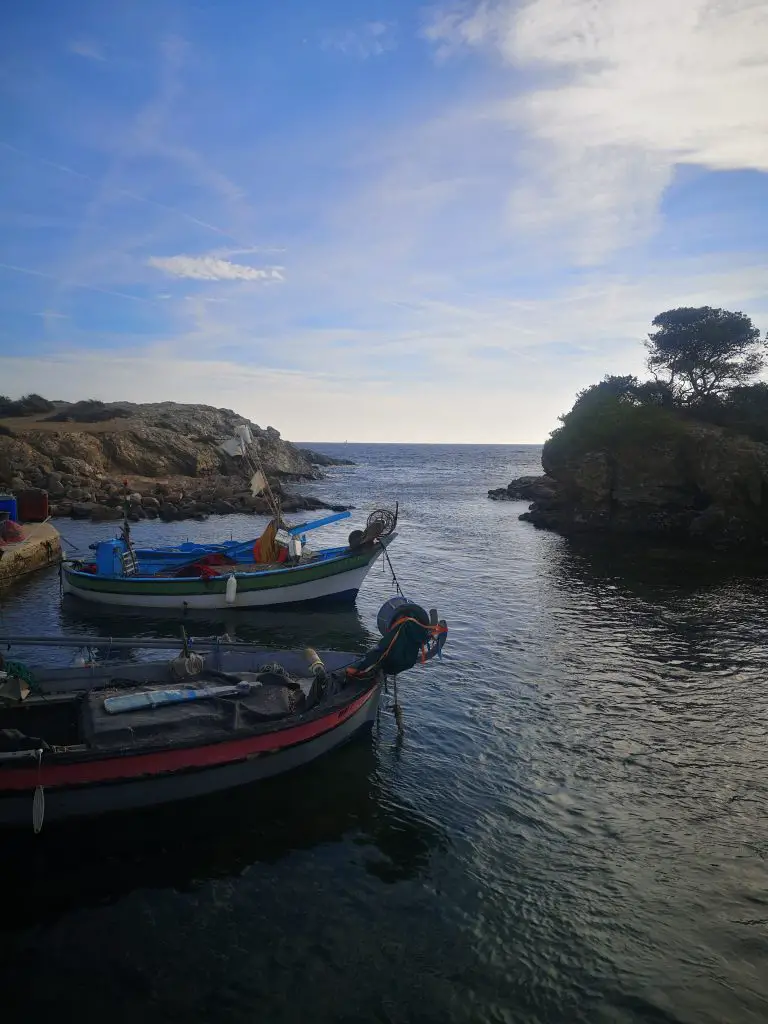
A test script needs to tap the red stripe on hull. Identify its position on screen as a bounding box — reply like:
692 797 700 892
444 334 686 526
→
0 686 377 792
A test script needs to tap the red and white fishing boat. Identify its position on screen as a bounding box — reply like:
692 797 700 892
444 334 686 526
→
0 598 447 830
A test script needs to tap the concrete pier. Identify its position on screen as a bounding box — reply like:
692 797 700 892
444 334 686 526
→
0 523 62 588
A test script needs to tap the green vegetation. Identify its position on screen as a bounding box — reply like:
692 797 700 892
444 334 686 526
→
46 400 132 423
646 307 765 403
545 307 768 466
0 394 54 417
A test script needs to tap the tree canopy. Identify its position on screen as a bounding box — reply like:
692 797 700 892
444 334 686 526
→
645 306 765 404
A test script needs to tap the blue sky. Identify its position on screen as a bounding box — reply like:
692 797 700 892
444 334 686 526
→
1 0 767 442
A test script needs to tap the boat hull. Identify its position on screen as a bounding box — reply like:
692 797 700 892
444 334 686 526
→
62 543 388 610
0 682 382 827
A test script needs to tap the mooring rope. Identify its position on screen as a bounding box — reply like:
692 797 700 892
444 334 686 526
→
381 542 405 598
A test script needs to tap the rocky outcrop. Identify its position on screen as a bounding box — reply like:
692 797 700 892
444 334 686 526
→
488 475 558 502
492 419 768 548
297 447 355 467
0 401 343 522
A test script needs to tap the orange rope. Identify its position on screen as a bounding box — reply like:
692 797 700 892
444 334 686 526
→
346 616 446 678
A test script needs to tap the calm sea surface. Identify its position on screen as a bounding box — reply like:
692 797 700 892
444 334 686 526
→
2 443 768 1023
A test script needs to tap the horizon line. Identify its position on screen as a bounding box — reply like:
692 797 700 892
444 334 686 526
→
295 440 545 446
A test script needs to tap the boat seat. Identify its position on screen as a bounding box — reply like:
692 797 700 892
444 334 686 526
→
80 671 320 752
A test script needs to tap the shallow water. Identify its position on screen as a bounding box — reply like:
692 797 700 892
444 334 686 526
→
2 443 768 1023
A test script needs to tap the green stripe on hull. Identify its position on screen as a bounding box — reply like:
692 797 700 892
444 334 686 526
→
64 548 378 597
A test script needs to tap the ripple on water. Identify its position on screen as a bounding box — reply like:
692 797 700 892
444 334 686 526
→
2 444 768 1023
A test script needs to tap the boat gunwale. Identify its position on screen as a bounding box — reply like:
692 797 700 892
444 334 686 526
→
63 537 391 586
0 677 381 790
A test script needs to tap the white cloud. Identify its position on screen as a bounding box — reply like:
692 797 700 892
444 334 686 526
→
321 21 396 58
68 39 106 61
147 256 285 282
6 257 764 442
424 0 768 262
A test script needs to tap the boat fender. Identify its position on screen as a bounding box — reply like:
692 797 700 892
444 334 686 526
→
225 574 237 605
305 647 330 695
377 595 409 636
349 601 448 680
304 648 328 681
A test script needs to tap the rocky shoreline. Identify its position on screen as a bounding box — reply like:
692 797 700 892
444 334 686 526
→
53 475 351 524
0 400 353 524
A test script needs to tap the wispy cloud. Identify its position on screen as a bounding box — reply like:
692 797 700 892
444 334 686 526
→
321 21 396 58
3 256 766 441
424 0 768 263
148 255 284 282
2 3 766 442
68 39 106 62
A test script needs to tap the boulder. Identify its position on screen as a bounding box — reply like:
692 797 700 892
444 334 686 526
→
90 505 123 521
70 503 94 520
159 502 179 521
213 499 237 514
46 472 65 494
141 495 160 509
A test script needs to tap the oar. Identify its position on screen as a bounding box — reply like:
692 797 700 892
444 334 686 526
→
104 682 252 714
286 510 351 536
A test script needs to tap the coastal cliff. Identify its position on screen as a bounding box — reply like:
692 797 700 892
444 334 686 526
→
492 416 768 547
489 306 768 549
0 400 349 522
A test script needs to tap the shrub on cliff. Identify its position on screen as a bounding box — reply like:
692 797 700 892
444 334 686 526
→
0 393 54 417
46 400 132 423
685 383 768 444
544 376 687 475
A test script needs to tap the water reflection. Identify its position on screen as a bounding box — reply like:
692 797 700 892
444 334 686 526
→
0 736 446 935
550 534 768 602
58 597 376 650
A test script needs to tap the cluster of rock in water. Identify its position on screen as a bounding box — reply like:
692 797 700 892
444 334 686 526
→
46 475 349 523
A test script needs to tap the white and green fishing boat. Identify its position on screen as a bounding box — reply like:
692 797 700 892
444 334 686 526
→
62 509 398 611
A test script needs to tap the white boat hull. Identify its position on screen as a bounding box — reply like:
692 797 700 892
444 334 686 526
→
62 559 380 610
